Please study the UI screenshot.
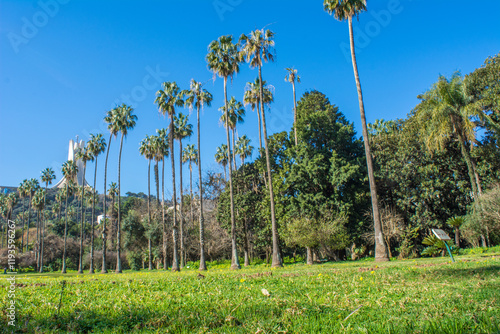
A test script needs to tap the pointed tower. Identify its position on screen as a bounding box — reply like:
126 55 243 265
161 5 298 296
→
53 137 89 188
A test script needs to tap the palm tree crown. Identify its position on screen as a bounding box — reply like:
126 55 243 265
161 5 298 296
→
239 29 275 69
236 135 254 164
182 144 198 165
206 35 241 81
219 97 245 130
323 0 367 20
174 113 193 142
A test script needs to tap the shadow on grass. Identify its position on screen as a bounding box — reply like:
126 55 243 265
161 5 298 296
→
429 264 500 278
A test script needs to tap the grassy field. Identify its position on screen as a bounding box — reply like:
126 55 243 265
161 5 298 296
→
1 251 499 333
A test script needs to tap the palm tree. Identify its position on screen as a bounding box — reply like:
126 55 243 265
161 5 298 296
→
112 104 137 273
413 73 481 199
155 81 185 271
102 106 121 273
182 144 198 226
52 202 61 221
61 160 78 273
243 78 274 154
40 167 55 273
75 147 92 274
139 135 154 270
215 144 229 181
108 181 118 249
324 0 389 261
285 67 301 146
220 96 245 170
18 180 28 252
156 128 170 270
87 133 106 274
32 189 44 271
239 28 282 267
236 135 254 165
207 35 241 270
182 79 213 271
174 112 193 268
25 178 40 253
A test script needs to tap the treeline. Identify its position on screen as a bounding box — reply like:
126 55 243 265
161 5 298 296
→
0 0 499 272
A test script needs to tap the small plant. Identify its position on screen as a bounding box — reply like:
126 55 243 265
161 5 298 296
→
421 235 456 257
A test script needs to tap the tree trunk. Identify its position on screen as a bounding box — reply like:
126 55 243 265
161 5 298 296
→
306 247 313 265
155 159 160 266
232 128 237 170
179 140 185 268
116 133 124 274
148 158 153 270
170 113 180 272
258 64 282 268
454 227 460 248
454 120 479 199
39 209 45 273
256 104 263 154
102 133 113 274
89 157 98 274
348 16 389 262
224 76 240 270
162 158 168 270
78 163 86 274
26 194 32 253
35 210 39 271
20 198 25 253
243 219 250 267
197 104 207 271
293 81 298 146
62 184 69 273
385 238 392 258
189 163 193 227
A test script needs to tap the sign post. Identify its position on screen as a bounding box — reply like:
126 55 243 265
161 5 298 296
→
432 229 455 263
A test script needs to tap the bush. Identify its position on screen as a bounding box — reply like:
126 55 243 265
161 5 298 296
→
126 251 143 271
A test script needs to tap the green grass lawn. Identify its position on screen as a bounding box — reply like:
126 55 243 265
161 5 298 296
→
1 252 499 333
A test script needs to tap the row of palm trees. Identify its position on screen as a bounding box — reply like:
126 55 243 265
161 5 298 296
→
6 0 394 271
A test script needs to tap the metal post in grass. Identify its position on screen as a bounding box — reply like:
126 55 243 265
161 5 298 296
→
432 229 455 263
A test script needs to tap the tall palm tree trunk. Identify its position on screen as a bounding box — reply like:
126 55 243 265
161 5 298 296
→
293 81 298 146
256 104 263 153
102 134 113 273
78 164 86 274
162 158 168 270
147 159 153 270
154 161 161 265
348 16 389 262
224 76 240 270
20 199 25 253
189 163 193 225
170 113 180 271
232 128 237 170
197 104 207 271
116 133 124 273
258 65 282 268
89 158 98 274
179 140 185 268
26 195 32 253
39 210 46 272
35 210 40 271
62 184 69 273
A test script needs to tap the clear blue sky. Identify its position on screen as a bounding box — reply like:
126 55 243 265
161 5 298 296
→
1 0 499 196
